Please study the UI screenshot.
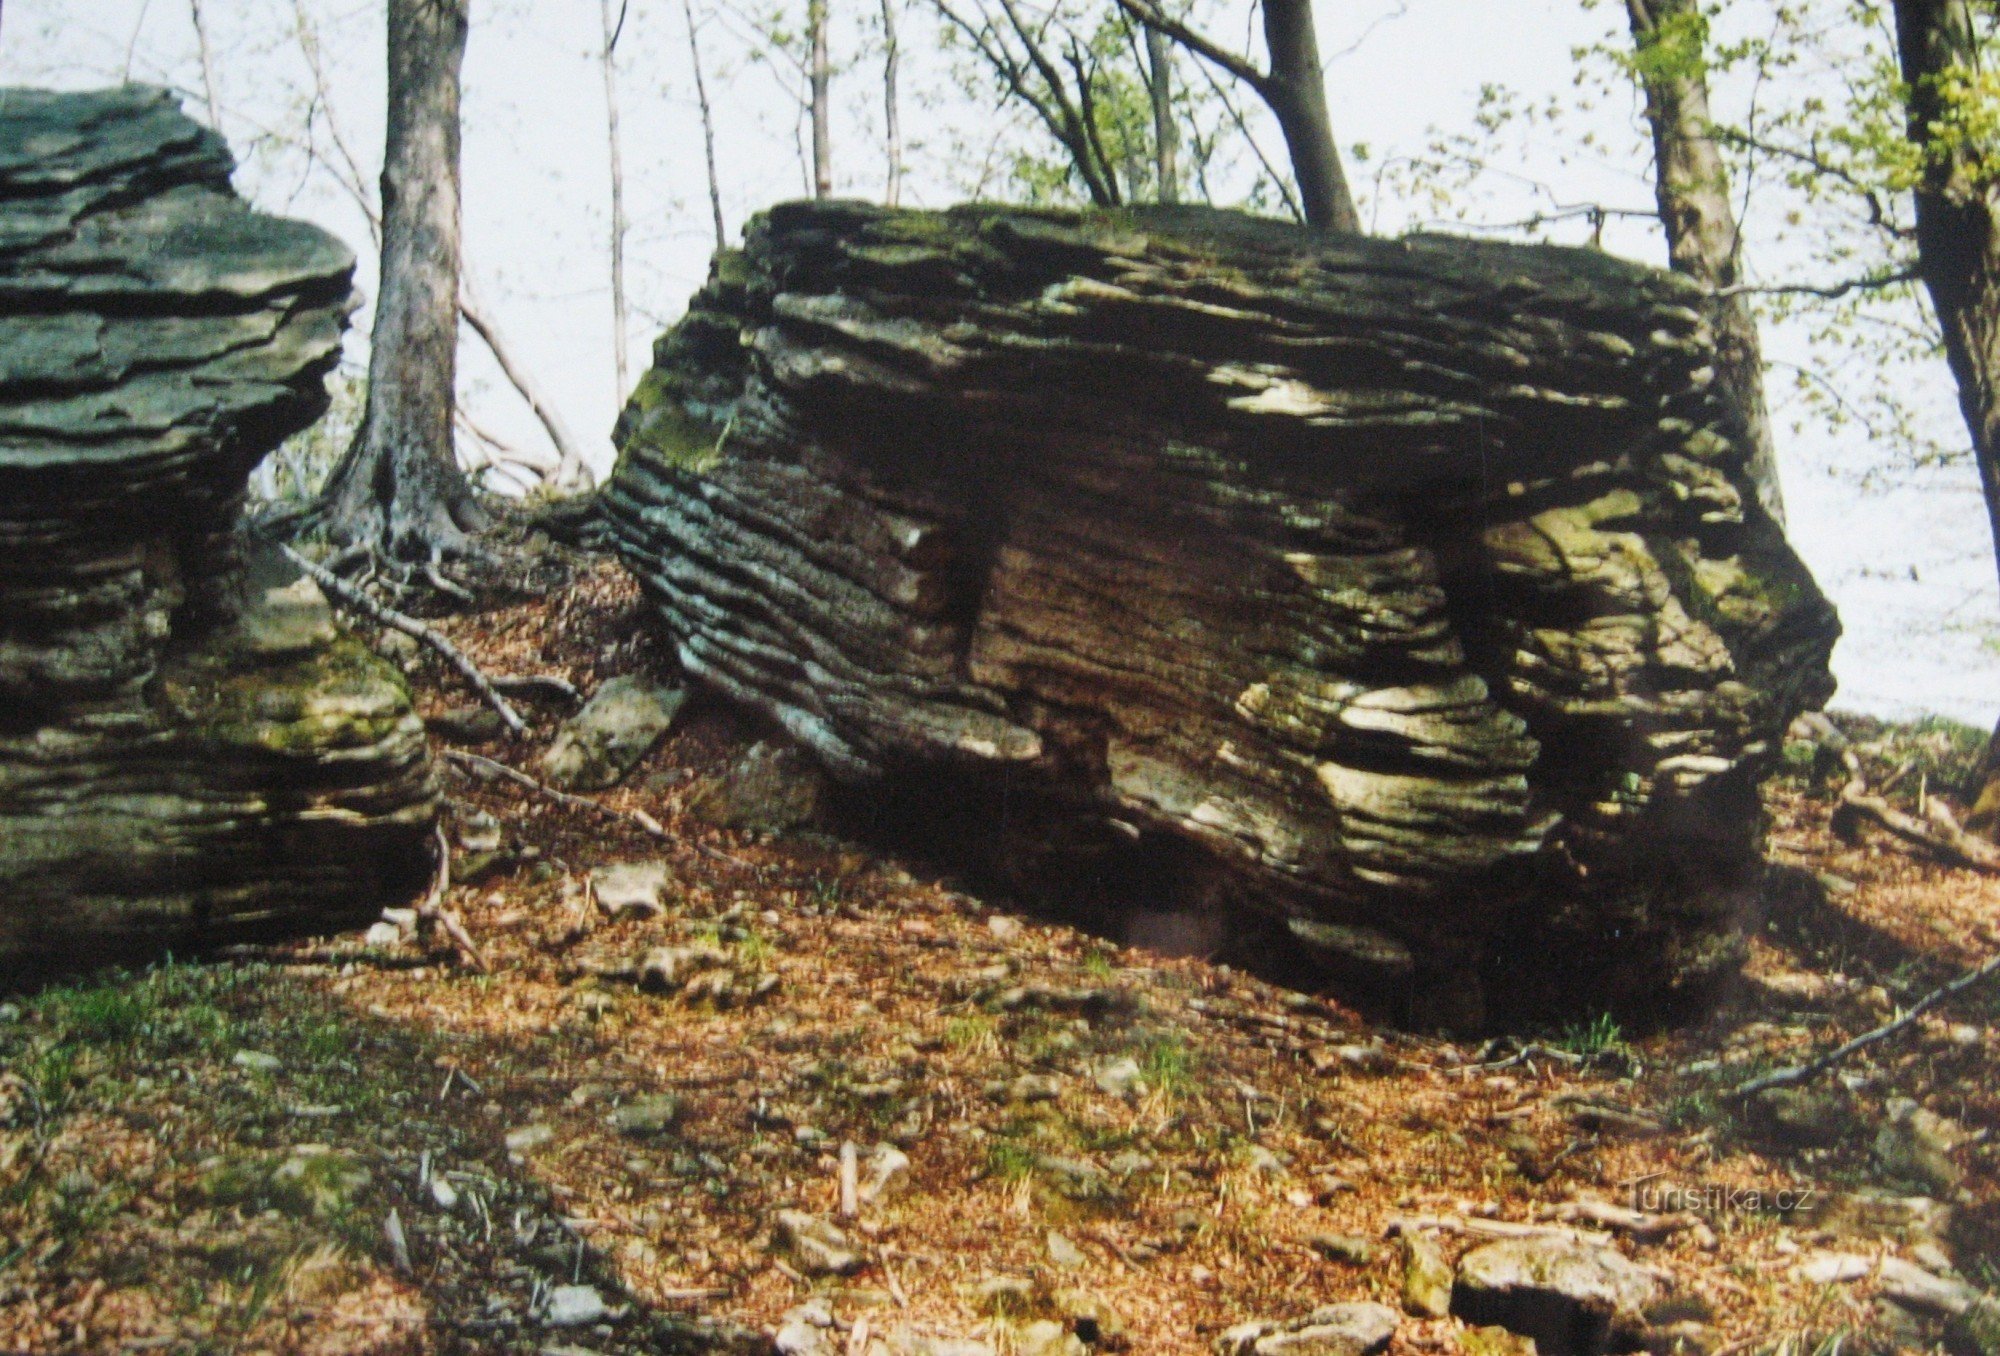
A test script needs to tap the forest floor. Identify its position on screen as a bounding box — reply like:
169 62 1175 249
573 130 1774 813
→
2 555 1998 1356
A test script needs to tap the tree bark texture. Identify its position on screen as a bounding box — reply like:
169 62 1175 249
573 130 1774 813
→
600 0 632 396
810 0 833 199
315 0 480 560
603 201 1839 1025
882 0 903 206
1145 24 1178 204
1893 0 2000 840
1625 0 1787 525
1261 0 1358 232
0 87 437 980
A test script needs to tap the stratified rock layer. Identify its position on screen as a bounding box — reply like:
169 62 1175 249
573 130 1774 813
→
0 86 435 978
605 201 1838 1024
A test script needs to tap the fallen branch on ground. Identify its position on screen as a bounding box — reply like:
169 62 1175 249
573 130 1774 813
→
416 823 489 972
442 750 759 870
1801 713 2000 873
1385 1213 1614 1248
1553 1196 1708 1246
1727 947 2000 1101
491 674 583 703
281 545 529 738
443 749 667 837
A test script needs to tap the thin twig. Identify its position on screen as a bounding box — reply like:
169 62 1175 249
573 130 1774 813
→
444 750 757 870
1714 264 1921 301
1727 948 2000 1101
444 749 667 835
282 545 528 737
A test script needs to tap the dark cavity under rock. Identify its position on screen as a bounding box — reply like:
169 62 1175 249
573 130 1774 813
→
0 86 436 980
603 200 1838 1027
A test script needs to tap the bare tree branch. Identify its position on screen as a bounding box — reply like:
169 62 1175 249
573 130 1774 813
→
1190 57 1301 222
1716 264 1922 300
282 545 530 738
1110 0 1266 92
1728 948 2000 1100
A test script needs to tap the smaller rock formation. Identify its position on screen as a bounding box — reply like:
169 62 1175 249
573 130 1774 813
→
540 675 686 789
0 87 435 978
1214 1302 1399 1356
1450 1235 1660 1356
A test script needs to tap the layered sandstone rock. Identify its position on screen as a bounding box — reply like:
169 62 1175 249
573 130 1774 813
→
0 87 435 978
605 200 1838 1024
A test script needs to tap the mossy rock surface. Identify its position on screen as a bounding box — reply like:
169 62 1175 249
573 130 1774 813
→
0 87 434 980
603 200 1839 1026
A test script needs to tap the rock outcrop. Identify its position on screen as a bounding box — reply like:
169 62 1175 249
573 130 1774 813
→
0 87 435 979
604 200 1838 1025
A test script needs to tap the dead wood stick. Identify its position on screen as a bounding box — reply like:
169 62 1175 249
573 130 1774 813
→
1553 1197 1701 1244
418 823 489 972
444 749 669 835
1801 713 2000 873
1386 1214 1614 1248
282 545 528 737
838 1140 859 1218
1727 947 2000 1101
491 674 584 703
441 750 758 869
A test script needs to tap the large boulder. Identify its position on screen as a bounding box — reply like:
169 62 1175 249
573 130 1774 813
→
0 87 436 979
603 200 1838 1024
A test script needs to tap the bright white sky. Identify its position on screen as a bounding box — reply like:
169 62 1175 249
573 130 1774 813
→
3 0 1995 725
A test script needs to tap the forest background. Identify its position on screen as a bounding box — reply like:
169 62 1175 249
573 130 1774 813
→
3 0 1991 723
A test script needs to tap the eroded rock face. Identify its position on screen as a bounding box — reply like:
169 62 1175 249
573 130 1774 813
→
604 201 1838 1024
0 87 435 978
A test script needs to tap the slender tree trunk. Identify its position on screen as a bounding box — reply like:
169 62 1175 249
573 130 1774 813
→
810 0 832 198
1145 23 1177 204
600 0 631 397
314 0 481 559
684 0 728 250
1892 0 2000 834
1259 0 1358 232
1624 0 1787 524
189 0 222 128
881 0 902 206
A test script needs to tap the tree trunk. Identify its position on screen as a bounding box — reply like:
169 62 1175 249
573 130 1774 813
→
810 0 833 198
1892 0 2000 834
1624 0 1786 525
1260 0 1358 232
315 0 481 560
600 0 631 397
1145 23 1178 204
882 0 902 206
685 0 728 249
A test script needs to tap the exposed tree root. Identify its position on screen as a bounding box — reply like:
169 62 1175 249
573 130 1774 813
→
282 544 530 737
